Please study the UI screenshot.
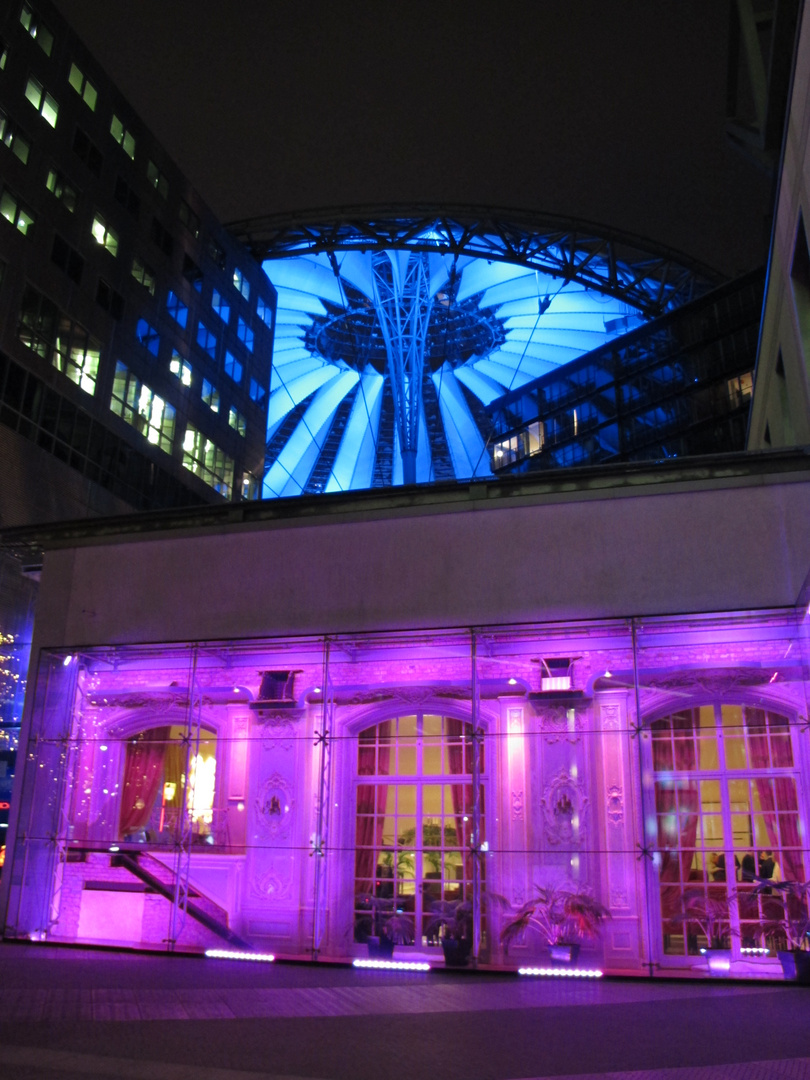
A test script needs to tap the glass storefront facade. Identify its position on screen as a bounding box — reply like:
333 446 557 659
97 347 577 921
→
3 609 809 978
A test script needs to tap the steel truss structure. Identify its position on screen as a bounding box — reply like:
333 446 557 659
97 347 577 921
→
230 208 720 499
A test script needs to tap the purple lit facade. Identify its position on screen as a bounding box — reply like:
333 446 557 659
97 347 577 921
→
2 459 809 978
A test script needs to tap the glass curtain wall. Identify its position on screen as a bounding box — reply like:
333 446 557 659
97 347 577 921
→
4 612 809 979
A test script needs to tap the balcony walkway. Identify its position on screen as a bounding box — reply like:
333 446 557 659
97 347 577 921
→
0 943 808 1079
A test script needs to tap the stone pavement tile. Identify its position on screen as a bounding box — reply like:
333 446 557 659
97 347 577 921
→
0 1043 314 1079
90 988 141 1021
132 990 191 1020
517 1060 810 1080
179 991 237 1020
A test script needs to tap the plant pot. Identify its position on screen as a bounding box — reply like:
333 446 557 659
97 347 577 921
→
701 948 732 975
441 937 472 968
549 943 580 964
778 950 810 984
367 935 395 959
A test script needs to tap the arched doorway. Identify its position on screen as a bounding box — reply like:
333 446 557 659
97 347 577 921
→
353 712 484 952
649 701 806 963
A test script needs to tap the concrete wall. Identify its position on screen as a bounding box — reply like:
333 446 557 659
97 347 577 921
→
30 472 810 649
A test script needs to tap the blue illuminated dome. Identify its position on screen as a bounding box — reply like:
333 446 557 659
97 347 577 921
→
232 209 715 498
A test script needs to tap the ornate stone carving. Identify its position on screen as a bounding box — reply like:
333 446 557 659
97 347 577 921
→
643 668 768 695
535 706 582 744
606 784 624 827
257 707 304 750
251 858 293 902
255 773 294 839
541 770 589 847
511 789 524 820
610 885 629 910
600 703 621 730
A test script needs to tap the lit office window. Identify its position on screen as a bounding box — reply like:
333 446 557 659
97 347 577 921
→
45 167 77 212
0 186 34 236
241 471 261 500
91 213 118 256
18 287 101 395
228 407 246 436
147 159 168 199
170 350 192 387
211 289 230 323
224 351 242 384
111 361 175 453
166 289 188 328
0 109 30 164
201 378 220 413
182 425 234 497
0 39 8 70
236 318 254 352
233 268 250 300
110 114 135 159
67 62 97 110
249 377 266 404
135 318 160 357
20 3 53 55
131 256 156 295
196 322 217 359
256 297 273 329
24 76 58 128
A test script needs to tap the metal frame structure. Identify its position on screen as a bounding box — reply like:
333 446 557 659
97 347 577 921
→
231 205 719 318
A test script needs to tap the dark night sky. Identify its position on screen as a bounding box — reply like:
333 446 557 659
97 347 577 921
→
53 1 774 278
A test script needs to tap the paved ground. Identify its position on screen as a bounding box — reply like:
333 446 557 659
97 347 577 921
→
0 944 808 1079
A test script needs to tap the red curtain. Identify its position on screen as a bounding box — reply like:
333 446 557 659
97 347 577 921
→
747 709 804 883
119 727 171 837
355 723 390 889
653 714 700 926
446 718 473 886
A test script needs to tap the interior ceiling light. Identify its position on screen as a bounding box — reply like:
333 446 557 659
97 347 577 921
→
245 212 712 500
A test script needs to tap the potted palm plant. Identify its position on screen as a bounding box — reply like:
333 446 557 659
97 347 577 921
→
755 879 810 983
499 883 610 963
673 890 736 973
425 899 473 967
354 894 414 957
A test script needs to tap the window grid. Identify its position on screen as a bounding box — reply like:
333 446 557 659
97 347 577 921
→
202 378 220 413
354 714 483 951
0 109 30 164
166 290 188 329
182 424 234 497
237 318 254 352
91 214 118 256
651 703 802 961
0 186 34 236
24 76 58 127
170 350 192 387
147 160 168 200
179 199 200 239
196 322 217 359
72 127 102 174
211 290 230 323
135 318 160 357
110 114 135 159
228 406 246 436
249 377 266 404
20 3 53 55
67 62 97 110
130 257 155 296
46 168 77 212
18 285 101 395
110 361 175 454
224 351 242 384
257 298 273 329
233 268 250 300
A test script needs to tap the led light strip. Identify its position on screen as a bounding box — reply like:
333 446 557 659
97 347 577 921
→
353 959 431 972
740 947 770 955
205 949 275 962
518 966 603 978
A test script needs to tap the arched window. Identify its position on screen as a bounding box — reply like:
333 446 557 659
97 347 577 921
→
651 703 804 959
119 723 218 846
354 713 484 950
